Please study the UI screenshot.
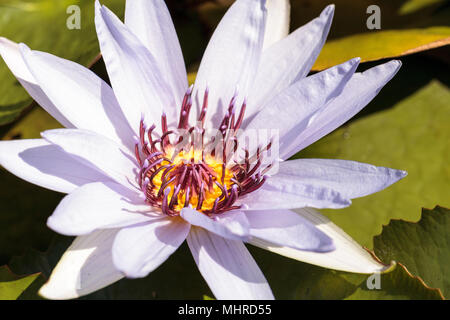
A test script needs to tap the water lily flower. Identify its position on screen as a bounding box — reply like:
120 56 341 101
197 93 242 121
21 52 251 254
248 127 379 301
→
0 0 406 300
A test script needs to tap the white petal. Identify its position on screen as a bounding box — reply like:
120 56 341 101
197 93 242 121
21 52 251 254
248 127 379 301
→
263 0 291 49
0 139 110 194
180 208 250 241
274 158 407 199
19 44 135 149
48 182 158 236
248 5 334 120
187 227 274 300
95 1 176 133
112 217 190 278
42 129 138 190
125 0 188 106
242 58 360 155
0 37 72 128
281 60 402 159
238 176 351 210
193 0 267 128
249 207 391 273
245 209 334 252
39 229 124 300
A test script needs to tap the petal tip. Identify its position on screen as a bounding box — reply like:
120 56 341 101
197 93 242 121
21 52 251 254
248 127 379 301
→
40 128 64 141
322 4 335 16
40 130 52 141
38 282 78 300
46 215 68 236
390 59 403 70
46 214 87 237
348 57 361 68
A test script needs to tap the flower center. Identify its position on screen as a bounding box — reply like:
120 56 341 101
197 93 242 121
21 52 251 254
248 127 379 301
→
134 86 272 216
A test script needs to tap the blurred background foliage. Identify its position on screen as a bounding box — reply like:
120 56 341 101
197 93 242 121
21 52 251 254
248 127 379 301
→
0 0 449 299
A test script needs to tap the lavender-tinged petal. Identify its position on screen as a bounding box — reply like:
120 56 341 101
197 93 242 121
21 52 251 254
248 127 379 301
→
42 129 139 191
187 227 274 300
0 139 111 194
242 58 360 155
47 182 160 236
112 217 190 278
0 37 73 128
193 0 267 128
263 0 291 49
272 158 407 199
95 1 176 133
245 209 335 252
125 0 188 107
19 44 135 150
281 60 402 159
39 229 124 300
248 5 334 121
238 177 351 210
180 208 250 242
249 208 391 273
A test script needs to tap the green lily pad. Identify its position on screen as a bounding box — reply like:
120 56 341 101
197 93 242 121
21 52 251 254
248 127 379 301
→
293 263 443 300
0 265 43 300
374 206 450 298
312 27 450 71
296 56 450 248
249 246 443 300
344 263 444 300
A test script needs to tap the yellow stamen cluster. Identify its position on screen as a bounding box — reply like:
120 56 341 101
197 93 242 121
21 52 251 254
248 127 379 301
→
150 147 234 212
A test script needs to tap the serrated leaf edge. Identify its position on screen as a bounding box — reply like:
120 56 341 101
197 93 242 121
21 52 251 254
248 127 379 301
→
369 206 449 300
